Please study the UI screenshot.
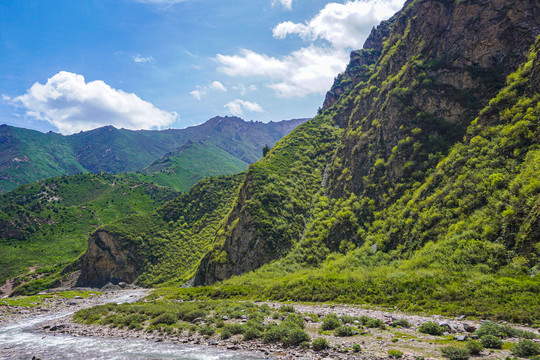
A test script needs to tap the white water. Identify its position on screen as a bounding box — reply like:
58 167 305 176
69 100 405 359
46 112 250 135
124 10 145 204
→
0 291 267 360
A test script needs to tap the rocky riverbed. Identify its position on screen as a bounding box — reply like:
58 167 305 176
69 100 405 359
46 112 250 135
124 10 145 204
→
1 289 539 360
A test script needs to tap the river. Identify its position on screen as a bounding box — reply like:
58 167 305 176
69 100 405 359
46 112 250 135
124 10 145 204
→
0 290 268 360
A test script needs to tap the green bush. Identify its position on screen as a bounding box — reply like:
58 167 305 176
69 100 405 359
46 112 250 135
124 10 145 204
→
334 326 355 337
481 335 503 349
312 337 329 351
442 346 470 360
322 314 341 330
391 318 411 328
511 340 540 357
199 325 216 336
151 312 177 326
366 318 385 329
352 344 362 353
279 304 295 313
263 325 289 343
283 328 310 346
419 322 443 336
466 340 483 355
242 326 262 341
220 323 244 339
476 322 537 339
388 349 404 359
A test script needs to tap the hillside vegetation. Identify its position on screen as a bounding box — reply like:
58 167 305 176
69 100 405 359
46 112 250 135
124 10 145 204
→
0 173 178 290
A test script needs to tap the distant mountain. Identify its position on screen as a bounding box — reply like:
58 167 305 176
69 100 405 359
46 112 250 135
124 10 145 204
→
0 117 308 193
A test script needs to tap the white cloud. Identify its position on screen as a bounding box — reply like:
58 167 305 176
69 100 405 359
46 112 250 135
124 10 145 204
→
224 99 263 116
272 0 293 10
13 71 177 134
190 81 227 100
218 46 349 97
210 81 227 92
133 55 154 63
273 0 404 49
217 0 405 98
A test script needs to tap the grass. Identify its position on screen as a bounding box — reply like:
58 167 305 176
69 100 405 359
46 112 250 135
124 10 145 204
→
0 290 100 307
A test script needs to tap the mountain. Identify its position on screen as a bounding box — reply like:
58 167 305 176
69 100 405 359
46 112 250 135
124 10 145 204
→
40 0 540 322
136 141 248 192
0 117 307 193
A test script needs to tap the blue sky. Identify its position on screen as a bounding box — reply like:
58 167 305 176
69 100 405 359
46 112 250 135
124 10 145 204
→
0 0 405 134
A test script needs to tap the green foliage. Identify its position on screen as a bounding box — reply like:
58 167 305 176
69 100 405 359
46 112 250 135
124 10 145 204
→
466 340 484 355
480 335 503 349
322 314 341 330
334 326 355 337
476 322 537 339
442 346 470 360
391 319 411 328
352 343 362 353
312 337 329 351
419 322 444 336
388 349 404 358
512 340 540 357
279 304 295 313
0 172 177 288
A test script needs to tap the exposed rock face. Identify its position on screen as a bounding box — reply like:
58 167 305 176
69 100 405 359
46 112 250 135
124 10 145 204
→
326 0 540 201
193 174 281 285
76 230 141 288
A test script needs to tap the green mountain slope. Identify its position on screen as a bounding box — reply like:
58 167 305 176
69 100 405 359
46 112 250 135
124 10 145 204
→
0 117 307 193
76 174 244 288
0 173 178 290
137 141 248 192
0 125 86 193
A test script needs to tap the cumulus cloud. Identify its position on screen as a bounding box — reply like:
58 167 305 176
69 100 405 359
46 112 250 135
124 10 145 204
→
133 55 155 63
190 81 228 100
272 0 293 10
218 46 349 98
224 99 263 116
217 0 405 98
273 0 404 49
13 71 177 134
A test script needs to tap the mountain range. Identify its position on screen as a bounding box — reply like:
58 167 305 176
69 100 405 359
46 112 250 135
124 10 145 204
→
0 116 307 193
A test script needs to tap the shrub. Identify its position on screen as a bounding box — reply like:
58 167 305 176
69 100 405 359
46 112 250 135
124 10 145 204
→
352 344 362 353
283 328 310 346
220 323 244 339
476 322 537 339
442 346 470 360
419 322 443 336
481 335 503 349
511 340 540 357
243 326 262 341
388 349 404 358
263 325 289 343
322 314 341 330
466 340 484 355
334 326 355 337
340 315 357 324
151 312 177 326
366 318 385 329
279 304 295 313
312 337 329 351
199 325 216 336
391 318 411 328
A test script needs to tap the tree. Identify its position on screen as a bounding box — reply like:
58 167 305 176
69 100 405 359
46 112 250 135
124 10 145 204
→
262 144 271 157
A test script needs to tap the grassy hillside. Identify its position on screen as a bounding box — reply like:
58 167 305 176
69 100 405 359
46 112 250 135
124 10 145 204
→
88 174 244 287
0 173 178 287
0 125 86 193
137 142 248 192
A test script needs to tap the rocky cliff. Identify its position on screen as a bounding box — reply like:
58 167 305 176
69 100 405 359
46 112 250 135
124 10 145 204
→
76 230 141 287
